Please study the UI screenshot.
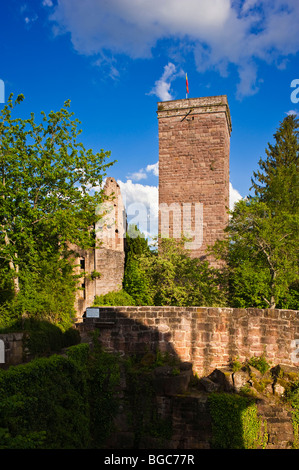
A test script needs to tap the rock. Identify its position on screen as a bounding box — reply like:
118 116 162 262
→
154 365 178 377
248 365 263 380
272 364 299 382
153 363 192 396
106 431 135 449
273 382 285 396
198 377 220 393
179 362 193 373
207 368 234 392
270 364 283 379
232 369 250 392
271 364 299 396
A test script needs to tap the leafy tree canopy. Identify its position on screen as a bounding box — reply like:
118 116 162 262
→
251 113 299 214
0 94 114 326
124 229 226 307
214 114 299 309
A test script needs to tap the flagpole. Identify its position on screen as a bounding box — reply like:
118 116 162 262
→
186 73 189 99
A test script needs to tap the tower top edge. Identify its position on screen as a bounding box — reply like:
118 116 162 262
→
157 95 232 133
157 94 228 105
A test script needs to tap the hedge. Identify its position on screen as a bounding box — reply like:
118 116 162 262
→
0 343 120 449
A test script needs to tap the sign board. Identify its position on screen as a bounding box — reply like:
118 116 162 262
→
86 307 100 318
0 339 4 364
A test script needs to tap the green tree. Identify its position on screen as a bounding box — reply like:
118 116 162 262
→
125 224 151 257
251 113 299 214
214 115 299 309
0 94 113 324
218 199 298 309
124 234 226 307
123 225 153 305
146 237 226 307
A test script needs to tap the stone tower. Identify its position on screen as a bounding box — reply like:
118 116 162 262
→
157 96 232 262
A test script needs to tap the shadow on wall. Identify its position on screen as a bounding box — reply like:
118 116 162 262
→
0 320 81 369
79 306 299 377
77 307 271 449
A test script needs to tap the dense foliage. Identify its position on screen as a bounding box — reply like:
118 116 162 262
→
208 392 268 449
213 114 299 309
123 230 226 307
0 94 113 329
22 320 81 357
93 289 136 306
0 342 120 449
284 381 299 448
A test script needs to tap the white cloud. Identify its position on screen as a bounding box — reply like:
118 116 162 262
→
93 52 121 80
50 0 230 57
286 109 298 116
146 162 159 177
126 170 147 181
229 182 243 210
149 63 184 101
48 0 299 98
116 178 242 239
117 179 158 239
42 0 53 7
241 0 259 13
24 14 38 24
127 161 159 182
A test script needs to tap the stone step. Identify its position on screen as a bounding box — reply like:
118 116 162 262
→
256 400 295 449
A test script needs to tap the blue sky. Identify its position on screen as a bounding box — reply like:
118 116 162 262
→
1 0 299 236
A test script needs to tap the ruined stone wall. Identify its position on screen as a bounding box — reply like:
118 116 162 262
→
79 306 299 376
93 177 126 297
74 177 126 318
157 96 231 263
94 248 125 296
0 333 24 367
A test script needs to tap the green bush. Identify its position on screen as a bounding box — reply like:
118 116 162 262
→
248 355 270 375
208 392 267 449
67 343 90 367
87 346 121 447
0 353 90 449
123 236 227 307
0 427 46 449
0 302 22 332
0 255 78 331
22 320 81 357
62 327 81 348
93 289 136 306
0 343 120 449
283 381 299 448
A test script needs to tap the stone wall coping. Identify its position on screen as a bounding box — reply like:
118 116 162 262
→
157 95 232 134
91 306 299 314
0 332 24 341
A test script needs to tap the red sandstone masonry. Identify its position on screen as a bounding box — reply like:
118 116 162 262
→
79 306 299 376
74 177 126 318
157 96 231 264
2 307 299 376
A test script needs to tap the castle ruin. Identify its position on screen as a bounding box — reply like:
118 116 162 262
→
74 177 127 318
75 95 232 317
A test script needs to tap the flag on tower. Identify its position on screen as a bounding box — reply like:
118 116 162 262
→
186 73 189 97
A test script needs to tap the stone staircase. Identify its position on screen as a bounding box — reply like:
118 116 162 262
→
256 398 295 449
